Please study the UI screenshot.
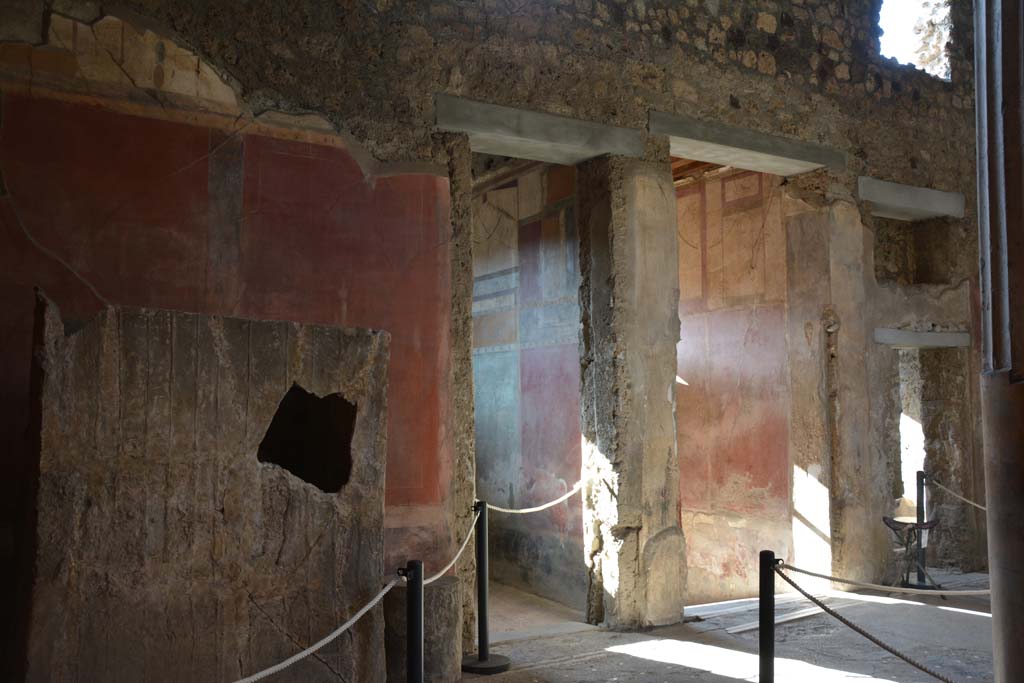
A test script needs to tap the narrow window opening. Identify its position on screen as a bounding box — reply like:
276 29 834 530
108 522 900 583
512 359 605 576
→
257 383 356 493
896 349 926 520
879 0 951 80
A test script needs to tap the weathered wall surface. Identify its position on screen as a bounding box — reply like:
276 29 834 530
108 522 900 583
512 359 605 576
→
675 174 981 598
0 28 462 671
579 142 685 628
920 347 985 569
0 86 454 521
0 0 983 663
827 200 976 582
2 0 972 183
384 576 461 683
872 213 986 571
471 164 585 609
29 296 390 682
675 171 792 603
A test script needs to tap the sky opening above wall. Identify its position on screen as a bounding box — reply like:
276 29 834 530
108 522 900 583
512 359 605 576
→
879 0 952 79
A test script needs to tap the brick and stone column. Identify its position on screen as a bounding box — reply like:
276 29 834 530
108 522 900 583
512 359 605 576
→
576 137 686 629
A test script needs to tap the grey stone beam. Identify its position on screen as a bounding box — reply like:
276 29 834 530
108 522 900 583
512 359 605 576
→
858 176 966 221
649 110 846 176
874 327 971 349
435 94 644 165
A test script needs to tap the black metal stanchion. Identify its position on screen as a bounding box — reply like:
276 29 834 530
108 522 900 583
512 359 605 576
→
759 550 776 683
404 560 424 683
916 470 927 586
462 501 511 674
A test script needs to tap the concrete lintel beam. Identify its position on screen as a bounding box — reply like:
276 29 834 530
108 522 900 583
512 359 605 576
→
435 94 645 165
858 176 966 221
648 110 846 176
874 327 971 349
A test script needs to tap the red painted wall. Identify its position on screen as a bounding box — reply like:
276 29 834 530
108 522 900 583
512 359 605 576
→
0 92 452 544
675 172 792 603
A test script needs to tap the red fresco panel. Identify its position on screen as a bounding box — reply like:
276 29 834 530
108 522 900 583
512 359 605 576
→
518 344 582 534
704 305 790 515
677 313 712 511
0 94 452 509
238 135 451 506
0 93 210 315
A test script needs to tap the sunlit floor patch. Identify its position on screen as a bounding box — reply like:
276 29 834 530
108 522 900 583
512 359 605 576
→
606 639 900 682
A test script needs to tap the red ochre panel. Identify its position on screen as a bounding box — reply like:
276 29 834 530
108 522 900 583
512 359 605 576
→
518 343 582 532
678 303 790 516
238 134 451 505
0 93 453 510
1 93 211 315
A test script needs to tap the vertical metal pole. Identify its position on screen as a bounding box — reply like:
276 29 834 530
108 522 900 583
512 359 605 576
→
476 501 489 662
406 560 424 683
916 471 926 585
759 550 775 683
461 501 510 674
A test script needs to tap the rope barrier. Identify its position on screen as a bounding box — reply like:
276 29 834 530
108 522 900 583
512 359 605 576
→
485 481 583 514
235 509 482 681
425 510 480 585
233 577 401 683
774 565 965 683
779 563 991 596
930 478 988 512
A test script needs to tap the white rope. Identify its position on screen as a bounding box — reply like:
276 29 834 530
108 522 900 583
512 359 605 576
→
232 510 481 680
930 479 987 512
486 481 583 514
233 577 400 683
780 563 991 596
424 510 480 585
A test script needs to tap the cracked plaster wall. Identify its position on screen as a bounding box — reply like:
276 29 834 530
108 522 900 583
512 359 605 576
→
0 0 984 663
28 295 390 682
0 16 476 673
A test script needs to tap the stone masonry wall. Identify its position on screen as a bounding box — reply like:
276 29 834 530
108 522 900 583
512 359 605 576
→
1 0 976 194
0 0 983 659
27 294 390 682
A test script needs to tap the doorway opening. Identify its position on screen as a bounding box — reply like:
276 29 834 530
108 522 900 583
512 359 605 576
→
673 156 796 605
470 153 591 639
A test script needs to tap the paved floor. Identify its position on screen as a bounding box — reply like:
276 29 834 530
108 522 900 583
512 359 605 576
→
466 572 992 682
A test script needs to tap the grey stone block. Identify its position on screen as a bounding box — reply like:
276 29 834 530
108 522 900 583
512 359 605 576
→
27 293 391 682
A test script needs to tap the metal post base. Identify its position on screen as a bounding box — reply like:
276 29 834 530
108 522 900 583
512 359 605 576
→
461 653 511 674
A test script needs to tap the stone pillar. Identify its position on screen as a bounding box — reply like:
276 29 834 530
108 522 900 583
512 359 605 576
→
433 132 478 652
974 2 1024 681
577 137 686 629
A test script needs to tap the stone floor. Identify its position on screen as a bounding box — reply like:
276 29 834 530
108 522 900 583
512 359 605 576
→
465 572 993 682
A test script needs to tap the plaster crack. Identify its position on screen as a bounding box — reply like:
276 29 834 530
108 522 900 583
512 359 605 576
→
91 114 255 238
2 192 110 306
246 592 347 681
88 24 169 112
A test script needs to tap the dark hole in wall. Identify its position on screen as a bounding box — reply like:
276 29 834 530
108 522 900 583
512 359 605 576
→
257 384 356 493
